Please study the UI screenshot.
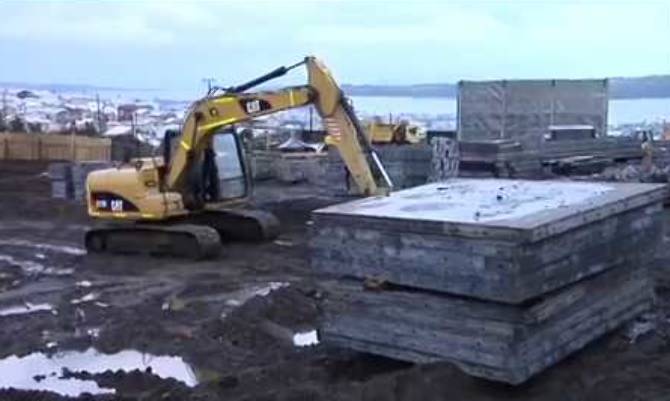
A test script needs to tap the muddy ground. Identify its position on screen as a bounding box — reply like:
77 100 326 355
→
1 160 670 401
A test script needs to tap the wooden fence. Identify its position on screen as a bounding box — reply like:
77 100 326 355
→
0 132 111 161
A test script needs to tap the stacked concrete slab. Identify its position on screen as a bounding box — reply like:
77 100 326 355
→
48 162 73 199
320 145 432 195
459 140 543 179
248 150 328 184
310 179 666 383
71 161 113 201
48 161 112 202
542 137 642 162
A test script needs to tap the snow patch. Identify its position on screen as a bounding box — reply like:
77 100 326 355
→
0 303 54 317
293 330 319 347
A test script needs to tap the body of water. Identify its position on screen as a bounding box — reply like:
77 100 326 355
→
348 96 669 126
72 86 670 126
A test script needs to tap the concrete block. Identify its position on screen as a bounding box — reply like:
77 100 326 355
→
310 179 666 303
320 263 652 384
71 161 112 202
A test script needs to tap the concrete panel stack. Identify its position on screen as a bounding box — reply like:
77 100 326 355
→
310 179 666 383
49 161 112 202
248 151 276 181
542 137 642 162
71 161 113 202
319 145 432 195
48 162 73 199
274 153 326 184
458 139 543 178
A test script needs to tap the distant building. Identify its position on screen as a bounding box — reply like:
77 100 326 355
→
16 90 38 99
118 104 154 122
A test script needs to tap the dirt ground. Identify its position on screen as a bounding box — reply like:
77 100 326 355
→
1 160 670 401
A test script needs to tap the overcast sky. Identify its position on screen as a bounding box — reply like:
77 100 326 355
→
1 1 669 90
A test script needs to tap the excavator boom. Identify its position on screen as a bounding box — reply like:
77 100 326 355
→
168 56 391 197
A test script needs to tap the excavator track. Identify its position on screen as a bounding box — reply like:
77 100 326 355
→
175 208 281 242
85 224 221 260
84 209 279 260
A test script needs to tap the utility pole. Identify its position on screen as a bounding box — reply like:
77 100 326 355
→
0 89 6 132
95 93 101 134
309 107 313 133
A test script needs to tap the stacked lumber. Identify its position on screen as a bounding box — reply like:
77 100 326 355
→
310 179 666 383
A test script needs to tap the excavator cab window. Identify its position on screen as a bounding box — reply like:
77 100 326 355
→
163 129 181 165
210 131 248 201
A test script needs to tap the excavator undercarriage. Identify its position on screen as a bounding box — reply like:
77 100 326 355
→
85 208 279 259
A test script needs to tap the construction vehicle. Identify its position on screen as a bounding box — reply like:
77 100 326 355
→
365 118 426 144
84 56 393 259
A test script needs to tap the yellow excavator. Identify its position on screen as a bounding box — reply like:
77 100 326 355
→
85 56 393 258
365 118 426 145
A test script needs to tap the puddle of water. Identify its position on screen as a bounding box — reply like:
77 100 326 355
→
0 239 86 256
0 348 197 396
0 302 54 317
293 330 319 347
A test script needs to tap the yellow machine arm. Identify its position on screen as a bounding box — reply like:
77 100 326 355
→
168 56 392 197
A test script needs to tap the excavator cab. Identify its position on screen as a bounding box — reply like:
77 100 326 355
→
163 128 250 209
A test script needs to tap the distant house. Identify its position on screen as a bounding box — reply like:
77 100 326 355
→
103 123 156 161
16 90 38 99
118 104 154 122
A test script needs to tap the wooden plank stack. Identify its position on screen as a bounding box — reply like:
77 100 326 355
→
310 179 666 383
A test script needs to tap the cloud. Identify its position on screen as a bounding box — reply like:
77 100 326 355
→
0 0 667 86
299 5 510 45
0 3 175 46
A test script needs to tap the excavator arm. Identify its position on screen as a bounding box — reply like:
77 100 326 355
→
167 56 392 197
